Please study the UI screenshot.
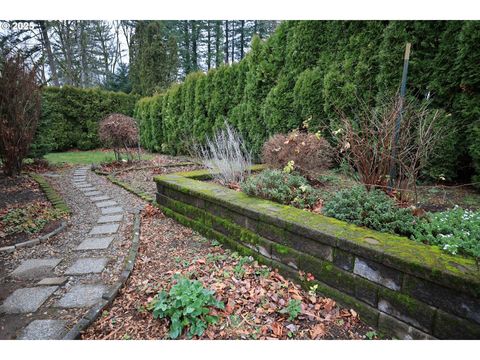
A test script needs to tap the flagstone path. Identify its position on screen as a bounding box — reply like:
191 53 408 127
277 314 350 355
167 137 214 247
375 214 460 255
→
0 166 145 339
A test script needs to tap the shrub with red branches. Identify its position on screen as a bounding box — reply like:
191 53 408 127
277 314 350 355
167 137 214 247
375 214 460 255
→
0 55 41 176
98 113 139 162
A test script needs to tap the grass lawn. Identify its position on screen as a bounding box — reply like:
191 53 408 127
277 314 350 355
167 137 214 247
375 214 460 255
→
44 150 154 165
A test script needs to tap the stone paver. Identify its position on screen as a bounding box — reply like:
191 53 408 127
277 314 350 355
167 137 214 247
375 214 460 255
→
65 258 108 275
56 284 107 308
75 237 114 250
81 187 97 192
90 195 110 201
0 165 134 339
1 286 58 314
101 206 123 215
37 277 68 286
95 200 118 208
19 319 67 340
89 223 119 235
98 214 123 223
11 258 61 279
85 190 102 196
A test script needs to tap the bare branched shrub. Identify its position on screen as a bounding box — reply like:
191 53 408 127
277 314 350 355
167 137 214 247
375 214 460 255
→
98 113 139 162
338 96 447 202
261 130 335 181
0 55 41 176
197 121 252 186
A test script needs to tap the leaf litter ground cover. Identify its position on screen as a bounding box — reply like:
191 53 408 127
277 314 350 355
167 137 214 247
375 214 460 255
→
82 205 378 340
0 174 64 247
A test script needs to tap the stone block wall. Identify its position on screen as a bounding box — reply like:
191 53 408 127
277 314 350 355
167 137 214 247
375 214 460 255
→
155 170 480 339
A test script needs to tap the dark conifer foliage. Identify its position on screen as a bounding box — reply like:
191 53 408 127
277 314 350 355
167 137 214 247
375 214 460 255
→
135 20 480 184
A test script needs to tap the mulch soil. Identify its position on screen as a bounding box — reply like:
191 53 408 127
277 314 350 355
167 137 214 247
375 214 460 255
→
82 205 377 340
0 174 62 247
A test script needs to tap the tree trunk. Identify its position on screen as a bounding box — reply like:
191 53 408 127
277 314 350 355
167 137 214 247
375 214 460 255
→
240 20 245 60
215 21 222 67
183 21 191 74
231 21 235 62
207 20 212 70
224 20 229 64
39 21 59 86
79 21 89 87
191 20 198 71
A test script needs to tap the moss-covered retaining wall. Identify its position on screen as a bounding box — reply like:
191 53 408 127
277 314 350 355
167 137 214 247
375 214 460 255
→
154 170 480 340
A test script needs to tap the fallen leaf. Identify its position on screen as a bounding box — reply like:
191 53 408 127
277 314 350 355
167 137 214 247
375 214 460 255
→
310 323 326 339
271 322 283 337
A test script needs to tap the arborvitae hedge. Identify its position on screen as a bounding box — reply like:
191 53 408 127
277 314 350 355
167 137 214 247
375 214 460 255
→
32 86 138 156
134 20 480 183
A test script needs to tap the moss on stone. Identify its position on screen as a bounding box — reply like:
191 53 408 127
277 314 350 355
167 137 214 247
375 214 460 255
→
29 173 70 215
155 170 480 297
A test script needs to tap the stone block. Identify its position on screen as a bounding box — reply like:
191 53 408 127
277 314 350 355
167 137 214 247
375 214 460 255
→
56 284 107 308
353 257 402 291
75 237 114 250
11 258 61 279
81 187 97 193
97 214 123 223
1 286 58 313
85 191 102 196
37 277 68 286
378 312 434 340
95 200 118 208
333 248 355 272
403 274 480 325
89 223 119 235
19 319 67 340
433 309 480 339
101 206 123 215
90 195 111 202
377 288 436 332
65 258 108 275
354 279 379 307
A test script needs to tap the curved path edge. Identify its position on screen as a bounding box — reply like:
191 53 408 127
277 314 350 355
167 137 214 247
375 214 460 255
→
63 210 141 340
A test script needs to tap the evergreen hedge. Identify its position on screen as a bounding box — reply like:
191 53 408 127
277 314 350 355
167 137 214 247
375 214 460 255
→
135 20 480 183
31 86 138 156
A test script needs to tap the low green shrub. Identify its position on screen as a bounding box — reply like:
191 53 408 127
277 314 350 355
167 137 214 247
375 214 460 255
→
241 169 320 209
147 276 224 339
322 186 418 237
411 207 480 258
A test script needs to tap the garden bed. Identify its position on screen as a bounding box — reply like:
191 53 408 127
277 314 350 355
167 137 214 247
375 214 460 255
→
0 174 66 248
154 169 480 339
82 205 376 340
99 155 203 200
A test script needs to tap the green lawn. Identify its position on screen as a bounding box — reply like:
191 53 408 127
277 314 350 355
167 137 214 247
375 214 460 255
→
44 150 153 165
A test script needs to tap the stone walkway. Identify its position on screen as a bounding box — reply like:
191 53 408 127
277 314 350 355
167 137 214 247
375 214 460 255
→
0 166 143 339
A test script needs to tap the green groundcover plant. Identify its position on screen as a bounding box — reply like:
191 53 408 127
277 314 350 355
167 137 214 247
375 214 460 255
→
0 202 62 238
323 186 480 258
241 169 319 209
148 276 224 339
322 186 418 237
411 206 480 258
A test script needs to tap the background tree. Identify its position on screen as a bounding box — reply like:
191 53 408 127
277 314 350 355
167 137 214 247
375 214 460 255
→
0 55 41 175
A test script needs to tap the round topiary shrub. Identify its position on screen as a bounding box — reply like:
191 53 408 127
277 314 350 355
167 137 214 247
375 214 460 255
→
261 130 335 181
98 113 139 162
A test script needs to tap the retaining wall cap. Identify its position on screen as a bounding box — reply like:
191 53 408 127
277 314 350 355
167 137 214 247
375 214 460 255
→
154 171 480 298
